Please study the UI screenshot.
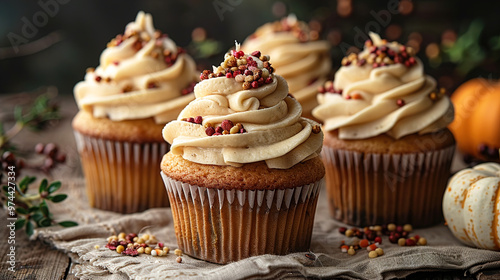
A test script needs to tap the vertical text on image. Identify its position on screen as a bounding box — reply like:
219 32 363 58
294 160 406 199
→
6 165 17 272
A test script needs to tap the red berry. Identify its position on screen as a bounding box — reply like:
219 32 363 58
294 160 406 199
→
2 151 15 163
43 143 58 158
359 239 369 248
56 154 66 163
221 120 234 131
194 116 203 124
205 127 215 136
35 143 45 154
234 50 244 58
251 81 259 88
187 117 195 123
251 50 261 57
406 238 416 246
338 227 347 234
226 73 232 78
374 236 382 244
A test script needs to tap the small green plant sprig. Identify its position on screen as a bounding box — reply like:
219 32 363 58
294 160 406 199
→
0 93 77 236
3 176 77 235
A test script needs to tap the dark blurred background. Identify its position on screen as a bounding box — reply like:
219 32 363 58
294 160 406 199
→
2 0 500 96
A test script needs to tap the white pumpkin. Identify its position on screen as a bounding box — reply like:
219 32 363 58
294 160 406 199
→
443 162 500 250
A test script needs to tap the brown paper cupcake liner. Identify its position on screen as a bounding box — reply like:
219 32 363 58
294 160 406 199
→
74 131 170 213
321 145 455 228
161 172 324 264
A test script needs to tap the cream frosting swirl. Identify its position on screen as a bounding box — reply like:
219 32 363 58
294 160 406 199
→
163 49 323 169
242 15 331 113
74 11 199 124
312 33 454 139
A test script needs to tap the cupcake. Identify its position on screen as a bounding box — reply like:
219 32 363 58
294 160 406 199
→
242 14 331 119
160 44 325 264
312 33 455 228
72 11 199 213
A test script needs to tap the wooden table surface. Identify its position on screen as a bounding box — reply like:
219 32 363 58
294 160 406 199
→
1 92 499 280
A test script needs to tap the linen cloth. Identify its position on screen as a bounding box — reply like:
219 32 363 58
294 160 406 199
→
33 178 500 280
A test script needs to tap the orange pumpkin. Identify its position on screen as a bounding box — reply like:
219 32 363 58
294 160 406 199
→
449 78 500 161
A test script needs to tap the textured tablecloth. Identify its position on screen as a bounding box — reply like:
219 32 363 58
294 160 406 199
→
32 178 500 280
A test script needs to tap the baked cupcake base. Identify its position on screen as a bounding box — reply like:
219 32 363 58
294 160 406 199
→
161 153 325 264
73 111 170 213
322 129 455 228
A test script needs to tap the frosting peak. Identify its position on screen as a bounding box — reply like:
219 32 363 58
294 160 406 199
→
163 47 323 169
74 11 199 124
241 15 331 113
312 33 454 139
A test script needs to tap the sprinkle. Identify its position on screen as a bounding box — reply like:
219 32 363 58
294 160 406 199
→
368 251 378 258
312 125 321 134
341 245 349 253
396 99 405 107
116 245 125 254
352 93 363 100
375 248 384 256
347 246 356 255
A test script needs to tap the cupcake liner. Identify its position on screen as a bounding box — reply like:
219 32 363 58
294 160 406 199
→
321 145 455 228
74 131 170 213
161 172 324 264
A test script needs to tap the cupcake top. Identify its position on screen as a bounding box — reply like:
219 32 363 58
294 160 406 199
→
74 11 199 124
162 44 323 169
241 14 331 111
312 33 454 139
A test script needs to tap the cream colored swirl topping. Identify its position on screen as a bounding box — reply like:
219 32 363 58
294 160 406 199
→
163 47 323 169
312 33 454 139
74 11 199 124
241 14 331 113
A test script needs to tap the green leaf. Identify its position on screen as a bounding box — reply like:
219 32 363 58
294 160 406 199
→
16 207 28 215
39 218 52 227
28 206 39 213
15 219 26 230
47 181 61 194
25 220 34 236
58 221 78 227
48 194 67 203
39 201 49 216
31 212 43 222
19 176 36 193
38 179 48 194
